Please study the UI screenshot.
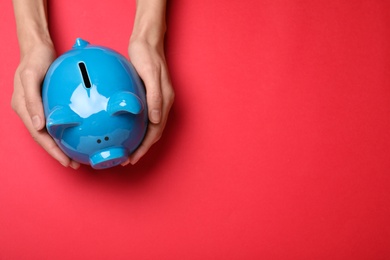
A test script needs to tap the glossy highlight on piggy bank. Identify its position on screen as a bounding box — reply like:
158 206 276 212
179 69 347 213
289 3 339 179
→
42 38 148 169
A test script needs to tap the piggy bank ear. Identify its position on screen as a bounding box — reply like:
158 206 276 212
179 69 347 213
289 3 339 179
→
46 107 82 138
107 91 144 116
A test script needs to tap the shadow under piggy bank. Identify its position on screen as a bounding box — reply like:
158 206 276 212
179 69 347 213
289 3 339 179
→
42 38 148 170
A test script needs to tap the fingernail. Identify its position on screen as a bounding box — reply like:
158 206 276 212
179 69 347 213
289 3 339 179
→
130 160 138 165
121 159 130 167
70 161 80 170
129 156 140 165
60 161 68 167
150 109 161 124
32 115 41 130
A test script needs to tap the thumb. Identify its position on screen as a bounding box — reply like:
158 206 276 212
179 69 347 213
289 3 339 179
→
20 69 46 131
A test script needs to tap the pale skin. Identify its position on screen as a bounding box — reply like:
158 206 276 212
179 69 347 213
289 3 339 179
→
12 0 174 169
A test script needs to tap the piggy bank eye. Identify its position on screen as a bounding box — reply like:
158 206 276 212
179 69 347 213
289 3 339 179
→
78 62 91 89
97 139 102 144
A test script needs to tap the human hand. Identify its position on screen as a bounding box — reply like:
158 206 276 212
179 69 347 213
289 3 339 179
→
124 37 174 165
11 41 80 169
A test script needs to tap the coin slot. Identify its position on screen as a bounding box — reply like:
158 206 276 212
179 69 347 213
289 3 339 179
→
78 62 91 88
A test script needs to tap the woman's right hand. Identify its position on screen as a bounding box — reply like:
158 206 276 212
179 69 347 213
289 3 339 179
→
11 40 80 169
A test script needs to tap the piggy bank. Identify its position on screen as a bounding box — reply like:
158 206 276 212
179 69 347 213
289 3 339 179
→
42 38 148 169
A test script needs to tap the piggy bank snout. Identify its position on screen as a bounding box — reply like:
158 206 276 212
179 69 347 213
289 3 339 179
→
89 147 128 169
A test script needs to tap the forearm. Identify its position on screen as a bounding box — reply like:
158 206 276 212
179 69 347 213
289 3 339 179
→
126 0 174 165
131 0 167 46
12 0 52 56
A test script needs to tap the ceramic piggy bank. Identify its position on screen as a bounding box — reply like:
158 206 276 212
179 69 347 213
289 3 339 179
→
42 38 148 169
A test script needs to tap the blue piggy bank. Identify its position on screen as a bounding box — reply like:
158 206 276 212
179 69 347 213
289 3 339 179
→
42 38 148 169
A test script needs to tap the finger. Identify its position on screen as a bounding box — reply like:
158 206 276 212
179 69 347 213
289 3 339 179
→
14 93 73 168
35 132 72 167
121 66 174 166
160 66 175 114
30 125 72 168
70 160 81 170
138 64 163 124
19 68 46 131
126 122 164 165
36 131 80 169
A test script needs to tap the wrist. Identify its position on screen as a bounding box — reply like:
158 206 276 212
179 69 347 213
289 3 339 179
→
18 33 54 61
130 0 167 47
19 27 52 50
130 20 166 48
13 0 53 56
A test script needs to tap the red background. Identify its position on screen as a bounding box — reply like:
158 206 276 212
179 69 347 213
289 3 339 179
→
1 0 389 259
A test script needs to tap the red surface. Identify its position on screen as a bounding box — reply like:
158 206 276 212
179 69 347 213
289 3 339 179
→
1 0 390 259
